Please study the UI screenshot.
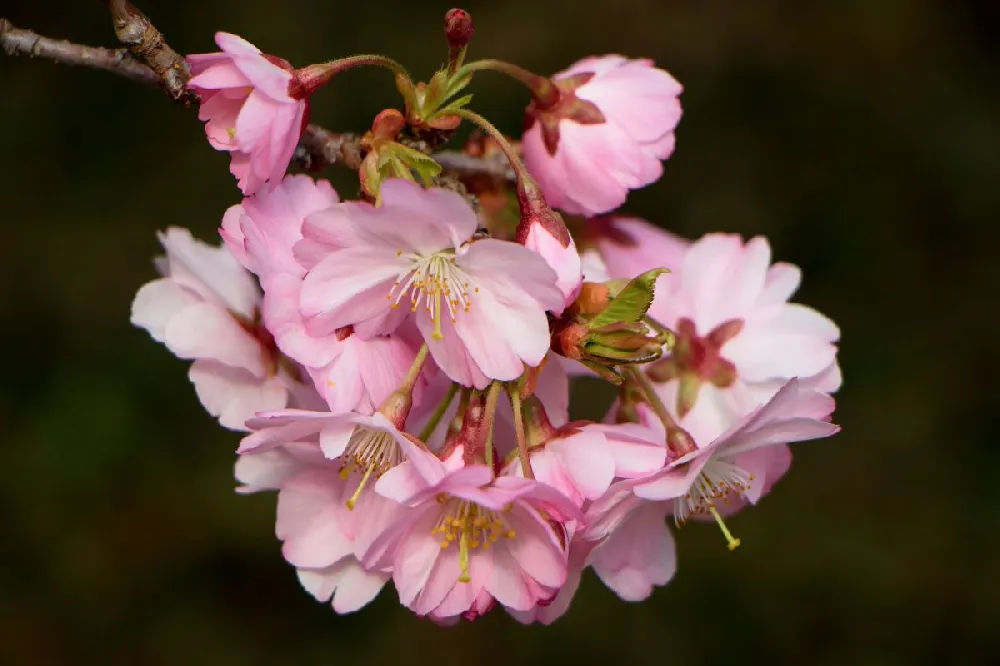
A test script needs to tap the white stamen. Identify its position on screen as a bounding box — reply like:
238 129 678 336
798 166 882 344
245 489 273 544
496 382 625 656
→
673 456 754 551
340 428 403 509
387 251 477 339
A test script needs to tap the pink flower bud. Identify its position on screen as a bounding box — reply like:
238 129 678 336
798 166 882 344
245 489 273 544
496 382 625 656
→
515 182 583 311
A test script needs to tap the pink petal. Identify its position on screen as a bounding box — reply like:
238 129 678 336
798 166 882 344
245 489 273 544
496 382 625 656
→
759 262 802 305
300 249 407 335
589 502 675 601
189 360 287 431
164 302 266 375
548 431 617 500
187 61 251 90
157 227 259 317
261 274 340 368
594 216 690 279
502 505 568 590
130 278 202 343
378 179 479 252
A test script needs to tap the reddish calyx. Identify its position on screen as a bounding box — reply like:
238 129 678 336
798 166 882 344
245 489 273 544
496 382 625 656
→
524 73 606 156
647 317 744 417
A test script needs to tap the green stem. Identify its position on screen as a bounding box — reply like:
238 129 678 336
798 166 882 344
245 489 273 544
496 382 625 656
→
401 343 430 394
482 382 502 473
418 383 459 442
452 107 535 187
509 388 534 479
448 45 468 76
626 365 678 432
456 59 559 108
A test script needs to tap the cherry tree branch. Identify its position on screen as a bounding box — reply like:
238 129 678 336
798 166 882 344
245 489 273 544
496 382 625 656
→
0 16 515 180
102 0 194 103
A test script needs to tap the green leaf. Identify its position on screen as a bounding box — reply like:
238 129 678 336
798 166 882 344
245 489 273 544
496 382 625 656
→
388 144 442 185
589 268 668 329
436 94 474 116
445 71 474 99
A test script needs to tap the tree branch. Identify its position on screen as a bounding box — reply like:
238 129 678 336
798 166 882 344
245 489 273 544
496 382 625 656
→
0 16 514 181
1 17 157 86
102 0 194 103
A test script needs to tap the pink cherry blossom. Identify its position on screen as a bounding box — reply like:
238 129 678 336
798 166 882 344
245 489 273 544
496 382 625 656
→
522 55 683 216
646 233 842 443
236 407 428 613
238 408 412 510
365 437 580 620
275 465 397 614
235 429 398 614
298 178 565 389
614 380 837 554
130 227 315 430
187 32 307 195
220 175 423 413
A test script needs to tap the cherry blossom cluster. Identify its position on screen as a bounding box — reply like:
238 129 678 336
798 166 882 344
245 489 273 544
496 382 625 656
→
131 9 841 624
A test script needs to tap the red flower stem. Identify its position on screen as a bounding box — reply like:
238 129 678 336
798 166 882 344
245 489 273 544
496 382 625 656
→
457 59 559 108
293 55 411 98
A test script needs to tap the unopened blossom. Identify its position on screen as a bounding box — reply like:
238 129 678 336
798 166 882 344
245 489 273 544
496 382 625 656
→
130 227 313 430
298 178 565 389
366 437 580 620
522 55 683 216
187 32 307 195
221 175 422 413
516 184 584 310
646 233 842 442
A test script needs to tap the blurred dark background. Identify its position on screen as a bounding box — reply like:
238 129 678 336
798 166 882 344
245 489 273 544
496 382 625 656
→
1 0 998 664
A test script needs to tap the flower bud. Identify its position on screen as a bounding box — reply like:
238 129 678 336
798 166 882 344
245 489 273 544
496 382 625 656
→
444 9 475 50
515 181 582 310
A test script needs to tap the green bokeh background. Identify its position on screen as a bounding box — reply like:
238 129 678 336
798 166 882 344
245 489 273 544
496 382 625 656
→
2 1 998 664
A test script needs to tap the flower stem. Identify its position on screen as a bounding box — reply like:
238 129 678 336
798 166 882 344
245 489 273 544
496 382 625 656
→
401 343 430 394
625 365 678 432
456 59 559 108
482 382 502 474
509 387 535 479
418 382 459 442
452 107 535 188
292 55 412 99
